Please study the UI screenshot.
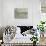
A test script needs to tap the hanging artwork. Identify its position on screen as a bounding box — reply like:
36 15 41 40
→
14 8 28 19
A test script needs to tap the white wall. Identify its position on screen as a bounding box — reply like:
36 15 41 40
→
32 0 41 27
0 0 3 26
0 0 41 27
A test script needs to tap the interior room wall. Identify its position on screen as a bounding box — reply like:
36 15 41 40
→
0 0 2 26
0 0 41 27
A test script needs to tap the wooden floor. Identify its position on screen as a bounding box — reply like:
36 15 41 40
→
1 43 33 46
39 37 46 45
1 37 46 46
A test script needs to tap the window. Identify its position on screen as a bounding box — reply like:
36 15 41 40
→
40 0 46 21
41 0 46 13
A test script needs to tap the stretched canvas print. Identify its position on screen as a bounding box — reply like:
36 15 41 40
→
14 8 28 19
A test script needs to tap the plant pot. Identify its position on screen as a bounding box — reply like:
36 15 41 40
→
40 32 44 37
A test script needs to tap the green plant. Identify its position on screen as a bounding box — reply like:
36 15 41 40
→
31 36 38 42
31 35 38 46
37 21 45 32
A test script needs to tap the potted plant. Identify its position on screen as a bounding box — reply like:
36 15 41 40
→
31 35 38 46
37 21 45 37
